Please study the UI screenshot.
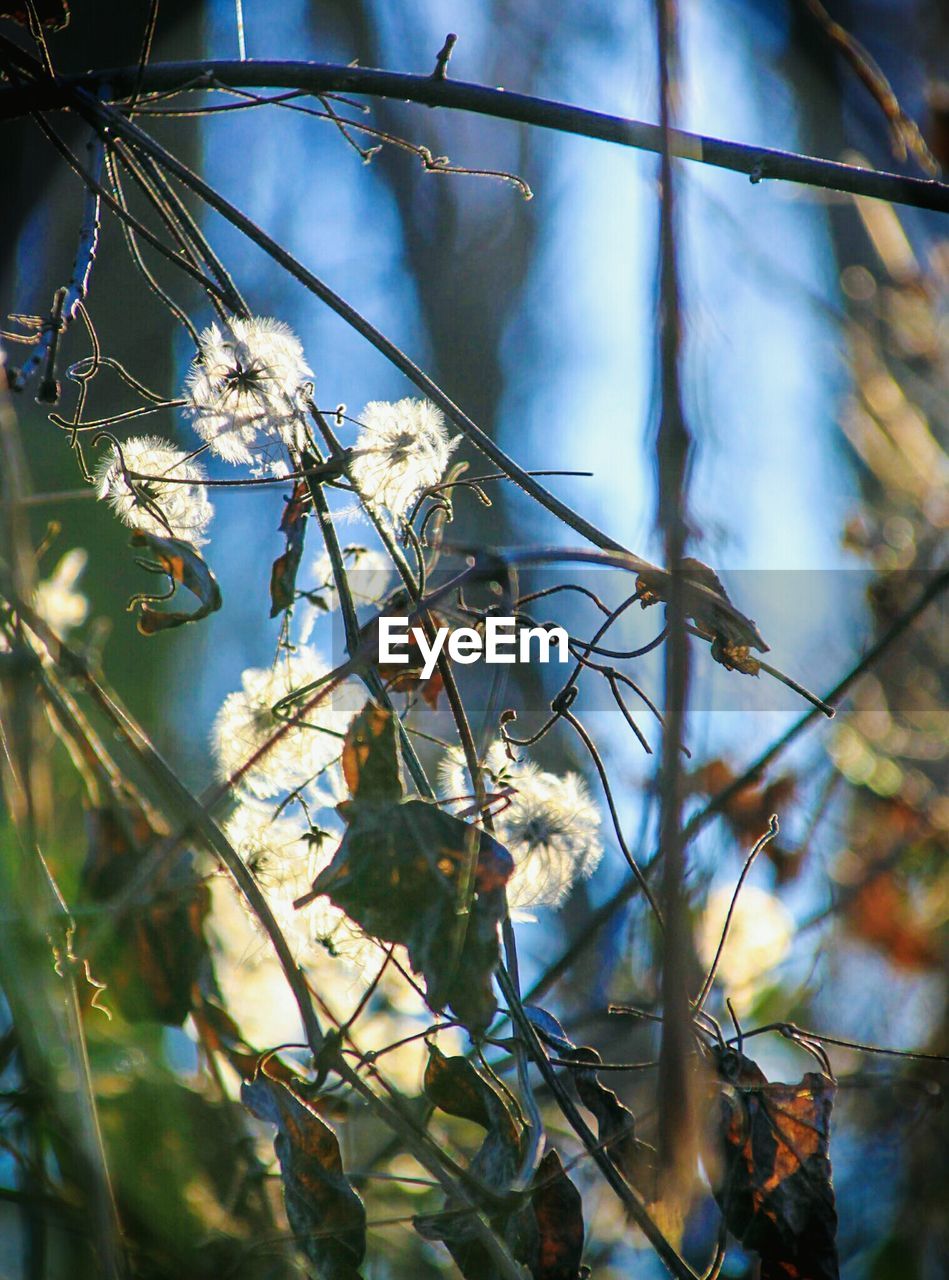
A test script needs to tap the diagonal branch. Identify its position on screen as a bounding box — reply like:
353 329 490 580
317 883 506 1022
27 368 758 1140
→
1 54 948 211
69 90 632 555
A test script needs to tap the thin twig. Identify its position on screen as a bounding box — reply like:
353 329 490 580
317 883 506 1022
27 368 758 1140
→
523 565 949 1004
12 119 103 396
129 0 161 112
693 816 780 1012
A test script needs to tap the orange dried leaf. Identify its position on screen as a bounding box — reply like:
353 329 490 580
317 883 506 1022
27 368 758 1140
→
713 1047 839 1280
846 872 941 970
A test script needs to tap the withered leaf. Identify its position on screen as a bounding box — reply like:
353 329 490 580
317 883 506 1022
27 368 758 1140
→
383 662 445 710
307 798 512 1031
527 1005 656 1197
270 479 310 617
243 1066 366 1280
79 803 210 1025
298 702 513 1031
340 699 402 805
416 1046 522 1266
636 557 769 655
359 607 446 709
195 997 353 1122
418 1048 584 1279
424 1044 525 1189
711 639 761 675
525 1149 585 1280
128 530 222 634
712 1046 839 1280
193 996 299 1086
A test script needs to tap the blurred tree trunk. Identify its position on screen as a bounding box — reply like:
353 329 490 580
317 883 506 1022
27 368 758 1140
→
307 0 550 546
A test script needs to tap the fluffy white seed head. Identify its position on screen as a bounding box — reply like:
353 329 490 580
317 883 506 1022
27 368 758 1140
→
184 317 312 466
225 802 332 954
209 855 377 1059
95 435 213 544
224 800 378 968
211 648 344 800
348 398 457 521
440 742 604 910
224 801 309 889
501 768 604 909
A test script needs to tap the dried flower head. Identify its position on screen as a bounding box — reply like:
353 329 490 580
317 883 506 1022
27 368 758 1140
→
95 435 213 544
224 801 331 952
209 883 375 1054
440 742 603 910
34 548 89 636
211 648 344 800
348 398 457 521
184 316 312 466
224 801 309 888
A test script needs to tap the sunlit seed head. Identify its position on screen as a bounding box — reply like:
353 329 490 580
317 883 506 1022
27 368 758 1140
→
184 316 312 466
501 767 604 909
439 742 603 910
348 398 458 522
224 801 308 886
222 799 376 969
439 740 521 806
211 647 346 800
95 435 213 544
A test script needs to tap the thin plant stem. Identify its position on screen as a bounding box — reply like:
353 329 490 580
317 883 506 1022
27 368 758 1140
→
523 565 949 1005
693 816 780 1012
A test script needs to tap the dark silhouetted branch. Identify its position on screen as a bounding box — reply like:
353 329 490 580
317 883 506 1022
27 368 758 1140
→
2 56 949 211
